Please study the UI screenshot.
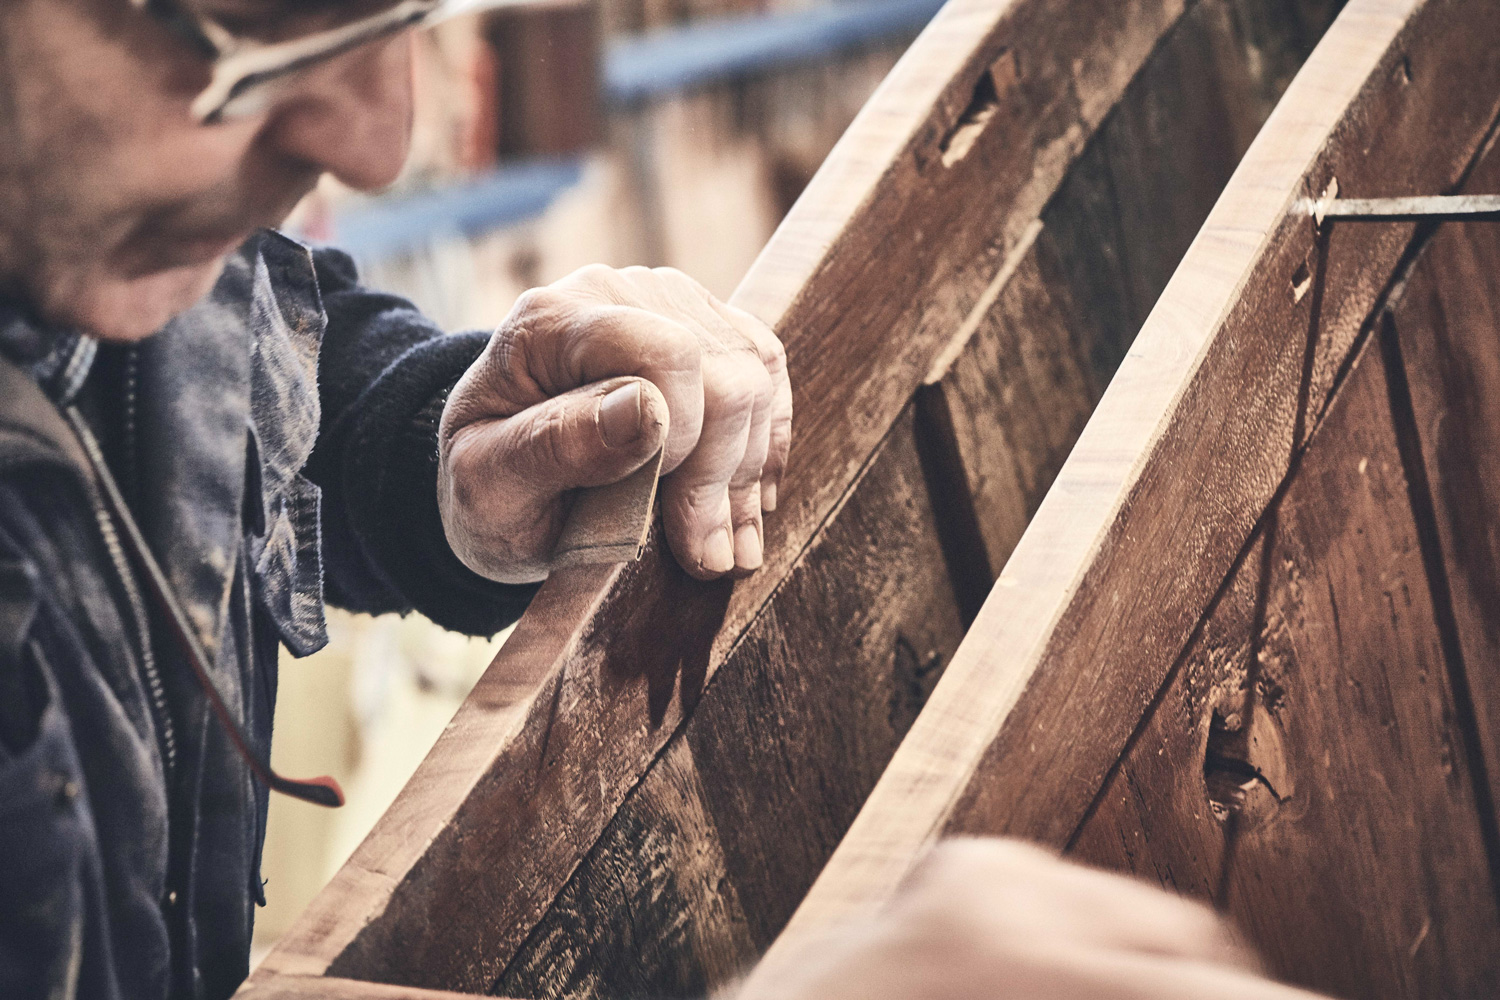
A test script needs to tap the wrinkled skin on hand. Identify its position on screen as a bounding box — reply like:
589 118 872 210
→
439 263 792 584
734 839 1328 1000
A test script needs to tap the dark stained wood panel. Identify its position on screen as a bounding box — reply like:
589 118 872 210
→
492 409 967 999
1388 182 1500 841
927 239 1103 590
943 0 1500 848
1068 337 1500 998
935 0 1343 576
268 1 1210 992
488 6 1350 993
766 0 1500 955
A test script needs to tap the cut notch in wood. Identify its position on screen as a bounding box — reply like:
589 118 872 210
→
939 49 1019 168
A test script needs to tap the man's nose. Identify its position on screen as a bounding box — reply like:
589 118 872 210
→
262 34 415 192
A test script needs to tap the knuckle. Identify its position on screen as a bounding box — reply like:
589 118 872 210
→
664 482 729 531
511 285 559 317
619 264 657 287
730 464 765 493
702 367 762 419
653 266 703 294
650 322 702 372
510 284 567 325
749 357 775 399
555 263 624 302
571 262 620 288
486 326 527 379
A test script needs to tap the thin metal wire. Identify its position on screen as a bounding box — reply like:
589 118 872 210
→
1321 194 1500 222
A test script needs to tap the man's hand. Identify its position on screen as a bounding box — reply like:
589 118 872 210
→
734 839 1326 1000
438 264 791 584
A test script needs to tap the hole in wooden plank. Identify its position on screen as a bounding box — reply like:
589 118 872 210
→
890 632 945 735
939 50 1018 168
1205 707 1265 820
1394 54 1412 86
1291 260 1313 303
1202 701 1289 827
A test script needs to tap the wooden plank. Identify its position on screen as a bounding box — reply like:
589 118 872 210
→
1387 162 1500 842
492 410 966 998
239 975 505 1000
928 228 1103 577
253 0 1202 991
933 0 1343 575
766 0 1500 953
1069 337 1500 997
490 6 1347 992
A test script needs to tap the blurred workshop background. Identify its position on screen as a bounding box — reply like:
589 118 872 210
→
252 0 943 963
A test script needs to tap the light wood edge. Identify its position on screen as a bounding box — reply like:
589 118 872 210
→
238 974 509 999
254 0 1191 984
253 561 623 979
762 0 1420 949
728 0 1027 324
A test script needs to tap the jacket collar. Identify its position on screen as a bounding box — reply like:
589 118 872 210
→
1 233 324 664
133 231 326 664
0 298 96 405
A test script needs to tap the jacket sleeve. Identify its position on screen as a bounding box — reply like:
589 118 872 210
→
0 504 110 1000
303 247 540 637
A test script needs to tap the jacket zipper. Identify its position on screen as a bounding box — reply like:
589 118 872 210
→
97 344 177 782
92 493 177 781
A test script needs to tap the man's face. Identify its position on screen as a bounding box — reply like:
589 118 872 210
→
0 0 415 341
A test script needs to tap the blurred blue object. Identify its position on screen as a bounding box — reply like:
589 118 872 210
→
604 0 948 104
334 157 586 263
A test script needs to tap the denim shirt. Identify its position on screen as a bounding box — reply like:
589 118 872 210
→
0 231 537 1000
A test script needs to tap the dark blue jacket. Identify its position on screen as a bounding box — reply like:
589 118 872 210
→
0 231 538 1000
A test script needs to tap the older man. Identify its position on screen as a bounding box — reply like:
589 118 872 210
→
0 3 1325 1000
2 2 786 996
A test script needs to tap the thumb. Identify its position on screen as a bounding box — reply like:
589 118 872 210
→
491 376 670 504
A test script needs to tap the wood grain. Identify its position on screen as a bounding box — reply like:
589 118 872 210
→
1386 164 1500 845
239 975 515 1000
254 0 1204 991
491 6 1347 993
1069 337 1500 997
935 0 1341 576
493 410 965 998
766 0 1500 954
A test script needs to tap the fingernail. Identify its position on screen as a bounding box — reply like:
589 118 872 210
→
734 522 763 570
599 382 643 449
761 480 778 512
703 525 735 575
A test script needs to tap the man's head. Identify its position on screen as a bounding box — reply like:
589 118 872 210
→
0 0 418 341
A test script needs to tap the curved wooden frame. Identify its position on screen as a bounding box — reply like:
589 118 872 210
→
765 0 1500 995
246 0 1342 996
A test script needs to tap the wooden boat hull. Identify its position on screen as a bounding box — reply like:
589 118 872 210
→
769 0 1500 996
246 1 1349 997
